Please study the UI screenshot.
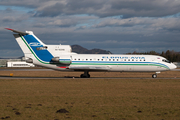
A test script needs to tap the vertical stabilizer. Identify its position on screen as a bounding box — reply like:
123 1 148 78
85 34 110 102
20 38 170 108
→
6 28 54 64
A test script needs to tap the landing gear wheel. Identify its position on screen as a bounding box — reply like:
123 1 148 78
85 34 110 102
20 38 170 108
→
152 74 157 78
87 74 90 78
80 74 84 78
80 73 90 78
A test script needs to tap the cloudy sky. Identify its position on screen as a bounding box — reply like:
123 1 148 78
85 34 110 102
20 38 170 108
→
0 0 180 58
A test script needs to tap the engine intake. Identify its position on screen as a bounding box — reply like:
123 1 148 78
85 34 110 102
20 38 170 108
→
52 56 71 65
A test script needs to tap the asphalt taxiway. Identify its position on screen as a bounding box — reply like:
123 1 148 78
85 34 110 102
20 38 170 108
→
0 76 179 79
0 68 179 79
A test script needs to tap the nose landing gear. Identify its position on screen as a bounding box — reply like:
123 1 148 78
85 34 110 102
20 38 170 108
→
152 72 160 78
152 74 157 78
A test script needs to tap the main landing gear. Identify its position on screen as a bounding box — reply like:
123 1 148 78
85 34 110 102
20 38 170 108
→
152 72 160 78
80 71 90 78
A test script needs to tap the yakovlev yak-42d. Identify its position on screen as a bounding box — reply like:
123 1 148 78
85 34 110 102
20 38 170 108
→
6 28 177 78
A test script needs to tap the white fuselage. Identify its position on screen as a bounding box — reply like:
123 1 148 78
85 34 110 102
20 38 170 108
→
32 53 176 72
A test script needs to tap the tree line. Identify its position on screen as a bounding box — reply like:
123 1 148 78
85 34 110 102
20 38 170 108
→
127 50 180 62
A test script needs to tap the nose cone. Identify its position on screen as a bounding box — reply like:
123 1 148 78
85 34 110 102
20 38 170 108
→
170 63 177 70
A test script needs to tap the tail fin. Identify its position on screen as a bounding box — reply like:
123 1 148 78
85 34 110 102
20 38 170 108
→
6 28 54 64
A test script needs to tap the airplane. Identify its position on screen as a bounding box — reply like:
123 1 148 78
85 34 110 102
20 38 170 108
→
6 28 177 78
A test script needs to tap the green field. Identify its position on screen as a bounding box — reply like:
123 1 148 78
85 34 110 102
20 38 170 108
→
0 78 180 120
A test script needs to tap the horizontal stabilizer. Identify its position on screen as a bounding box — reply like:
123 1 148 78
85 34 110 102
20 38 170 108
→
5 28 28 35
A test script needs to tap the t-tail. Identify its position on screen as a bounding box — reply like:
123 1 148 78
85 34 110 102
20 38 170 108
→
5 28 54 65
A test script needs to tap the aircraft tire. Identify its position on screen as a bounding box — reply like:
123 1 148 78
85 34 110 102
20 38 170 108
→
80 74 90 78
87 74 90 78
152 74 157 78
80 74 84 78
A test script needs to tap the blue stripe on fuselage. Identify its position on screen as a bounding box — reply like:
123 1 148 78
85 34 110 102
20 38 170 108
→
72 61 169 69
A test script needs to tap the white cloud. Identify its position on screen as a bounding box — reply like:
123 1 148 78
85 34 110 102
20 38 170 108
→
0 0 180 57
30 0 180 17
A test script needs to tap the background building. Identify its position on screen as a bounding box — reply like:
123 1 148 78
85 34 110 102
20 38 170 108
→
0 58 35 67
7 61 35 67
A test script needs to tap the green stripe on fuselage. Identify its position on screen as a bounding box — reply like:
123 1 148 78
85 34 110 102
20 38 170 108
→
71 62 169 69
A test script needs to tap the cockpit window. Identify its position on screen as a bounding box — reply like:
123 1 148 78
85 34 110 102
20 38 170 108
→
162 59 171 63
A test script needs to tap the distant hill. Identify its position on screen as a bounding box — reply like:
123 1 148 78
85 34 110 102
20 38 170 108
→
71 45 112 54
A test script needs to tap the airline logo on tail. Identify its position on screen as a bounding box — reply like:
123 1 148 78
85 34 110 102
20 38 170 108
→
29 42 42 46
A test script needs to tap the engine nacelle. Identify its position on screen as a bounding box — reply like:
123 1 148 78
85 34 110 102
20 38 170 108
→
52 56 71 65
26 58 33 63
